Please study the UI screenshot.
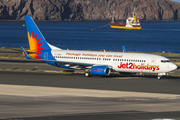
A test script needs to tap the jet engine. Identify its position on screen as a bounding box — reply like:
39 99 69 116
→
90 66 111 76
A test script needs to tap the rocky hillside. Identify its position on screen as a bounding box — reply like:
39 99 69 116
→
0 0 180 21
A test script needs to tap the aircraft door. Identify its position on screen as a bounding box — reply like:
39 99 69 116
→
97 57 104 63
151 57 156 66
97 57 102 63
44 52 48 60
167 63 169 68
142 58 156 73
102 57 105 63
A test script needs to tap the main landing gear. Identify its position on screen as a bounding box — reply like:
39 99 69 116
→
157 76 161 80
85 69 91 77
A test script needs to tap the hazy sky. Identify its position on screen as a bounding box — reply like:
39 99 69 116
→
171 0 180 2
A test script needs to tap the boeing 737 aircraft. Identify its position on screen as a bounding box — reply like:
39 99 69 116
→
21 15 177 79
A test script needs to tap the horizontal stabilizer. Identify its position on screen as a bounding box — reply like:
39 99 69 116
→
20 46 31 59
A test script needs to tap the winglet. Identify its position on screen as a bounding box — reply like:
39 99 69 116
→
122 46 126 53
20 46 31 59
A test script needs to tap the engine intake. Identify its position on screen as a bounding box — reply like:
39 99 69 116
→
90 66 111 76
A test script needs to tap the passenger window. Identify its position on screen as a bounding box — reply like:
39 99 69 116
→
161 60 170 63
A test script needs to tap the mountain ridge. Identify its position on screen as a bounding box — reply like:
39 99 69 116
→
0 0 180 21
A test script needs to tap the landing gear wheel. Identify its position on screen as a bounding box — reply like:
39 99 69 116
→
85 69 91 77
158 76 161 80
85 72 90 77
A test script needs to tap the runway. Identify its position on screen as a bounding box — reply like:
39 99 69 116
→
1 71 180 94
1 58 180 120
1 71 180 120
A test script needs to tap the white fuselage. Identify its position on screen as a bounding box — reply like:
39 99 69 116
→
51 50 177 74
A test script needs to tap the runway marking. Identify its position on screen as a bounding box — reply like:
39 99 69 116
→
112 77 141 79
0 84 180 99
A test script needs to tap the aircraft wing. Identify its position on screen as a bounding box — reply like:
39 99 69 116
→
35 59 111 69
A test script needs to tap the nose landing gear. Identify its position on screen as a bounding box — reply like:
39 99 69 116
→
157 73 167 80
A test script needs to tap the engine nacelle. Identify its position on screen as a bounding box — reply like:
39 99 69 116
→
90 66 111 76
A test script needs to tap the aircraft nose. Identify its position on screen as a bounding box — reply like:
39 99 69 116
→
170 63 177 71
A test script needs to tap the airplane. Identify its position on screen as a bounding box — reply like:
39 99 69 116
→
20 15 177 79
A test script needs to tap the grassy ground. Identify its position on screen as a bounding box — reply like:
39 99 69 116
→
0 53 25 59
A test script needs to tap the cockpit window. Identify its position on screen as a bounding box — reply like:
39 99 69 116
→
161 60 170 63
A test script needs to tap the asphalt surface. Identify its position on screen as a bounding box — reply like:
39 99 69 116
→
13 111 180 120
1 71 180 120
1 57 180 120
0 71 180 94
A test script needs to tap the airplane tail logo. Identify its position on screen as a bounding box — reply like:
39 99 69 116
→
27 32 44 59
24 15 51 50
23 15 61 60
24 15 59 59
24 15 51 59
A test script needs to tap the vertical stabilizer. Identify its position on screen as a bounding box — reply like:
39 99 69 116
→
24 15 51 51
122 46 126 53
24 15 61 59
